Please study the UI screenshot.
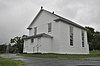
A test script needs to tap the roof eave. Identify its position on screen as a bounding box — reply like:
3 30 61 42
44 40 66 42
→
54 18 86 30
27 9 43 29
27 27 32 30
24 33 53 39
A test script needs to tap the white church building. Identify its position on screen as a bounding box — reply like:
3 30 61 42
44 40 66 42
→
23 7 89 54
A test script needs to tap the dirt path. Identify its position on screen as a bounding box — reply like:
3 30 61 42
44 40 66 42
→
0 54 100 66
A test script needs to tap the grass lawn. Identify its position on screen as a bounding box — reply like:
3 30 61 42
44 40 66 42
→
17 50 100 59
0 57 24 66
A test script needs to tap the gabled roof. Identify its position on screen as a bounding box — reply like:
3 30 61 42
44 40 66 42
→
27 9 42 29
27 8 86 30
24 33 53 39
54 18 86 30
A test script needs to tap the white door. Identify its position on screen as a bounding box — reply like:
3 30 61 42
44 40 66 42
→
33 37 41 53
37 37 41 53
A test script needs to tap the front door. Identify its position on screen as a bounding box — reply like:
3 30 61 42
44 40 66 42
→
33 37 41 53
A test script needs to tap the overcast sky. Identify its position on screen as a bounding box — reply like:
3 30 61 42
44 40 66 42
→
0 0 100 44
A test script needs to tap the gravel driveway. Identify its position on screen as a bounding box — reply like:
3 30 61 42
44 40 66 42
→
0 54 100 66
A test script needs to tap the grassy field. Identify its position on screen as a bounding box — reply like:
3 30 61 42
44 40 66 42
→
90 50 100 54
17 50 100 59
0 57 24 66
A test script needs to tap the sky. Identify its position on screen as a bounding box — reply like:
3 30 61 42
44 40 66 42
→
0 0 100 44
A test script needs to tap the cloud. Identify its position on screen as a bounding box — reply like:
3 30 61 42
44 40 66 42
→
0 0 100 44
72 0 100 27
52 0 100 31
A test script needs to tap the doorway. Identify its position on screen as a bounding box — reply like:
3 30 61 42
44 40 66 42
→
33 37 41 53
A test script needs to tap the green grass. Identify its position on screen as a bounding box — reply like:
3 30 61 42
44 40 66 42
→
90 50 100 55
17 50 100 59
0 57 24 66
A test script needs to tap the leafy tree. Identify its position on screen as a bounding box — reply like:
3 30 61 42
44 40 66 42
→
10 36 24 53
93 31 100 50
85 27 94 42
0 44 7 53
85 26 100 50
85 26 95 50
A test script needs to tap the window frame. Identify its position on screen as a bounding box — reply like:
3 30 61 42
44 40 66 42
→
34 27 37 35
82 30 84 47
48 23 52 32
70 26 73 46
31 38 34 43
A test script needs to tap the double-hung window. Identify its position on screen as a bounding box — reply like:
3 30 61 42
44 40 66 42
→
48 23 52 32
34 27 37 35
70 26 73 46
82 30 84 47
31 38 34 43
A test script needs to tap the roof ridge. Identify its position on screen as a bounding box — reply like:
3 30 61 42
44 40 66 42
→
42 8 75 23
27 8 42 29
27 8 86 30
42 9 86 30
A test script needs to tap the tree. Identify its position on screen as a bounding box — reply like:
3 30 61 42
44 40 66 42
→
10 36 24 53
85 26 95 50
85 26 94 42
85 26 100 50
0 44 7 53
92 31 100 50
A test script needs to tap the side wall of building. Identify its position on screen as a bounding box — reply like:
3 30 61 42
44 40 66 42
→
23 39 33 53
40 37 53 53
58 21 89 54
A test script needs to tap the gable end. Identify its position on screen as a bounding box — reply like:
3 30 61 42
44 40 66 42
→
27 8 86 30
27 9 43 29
